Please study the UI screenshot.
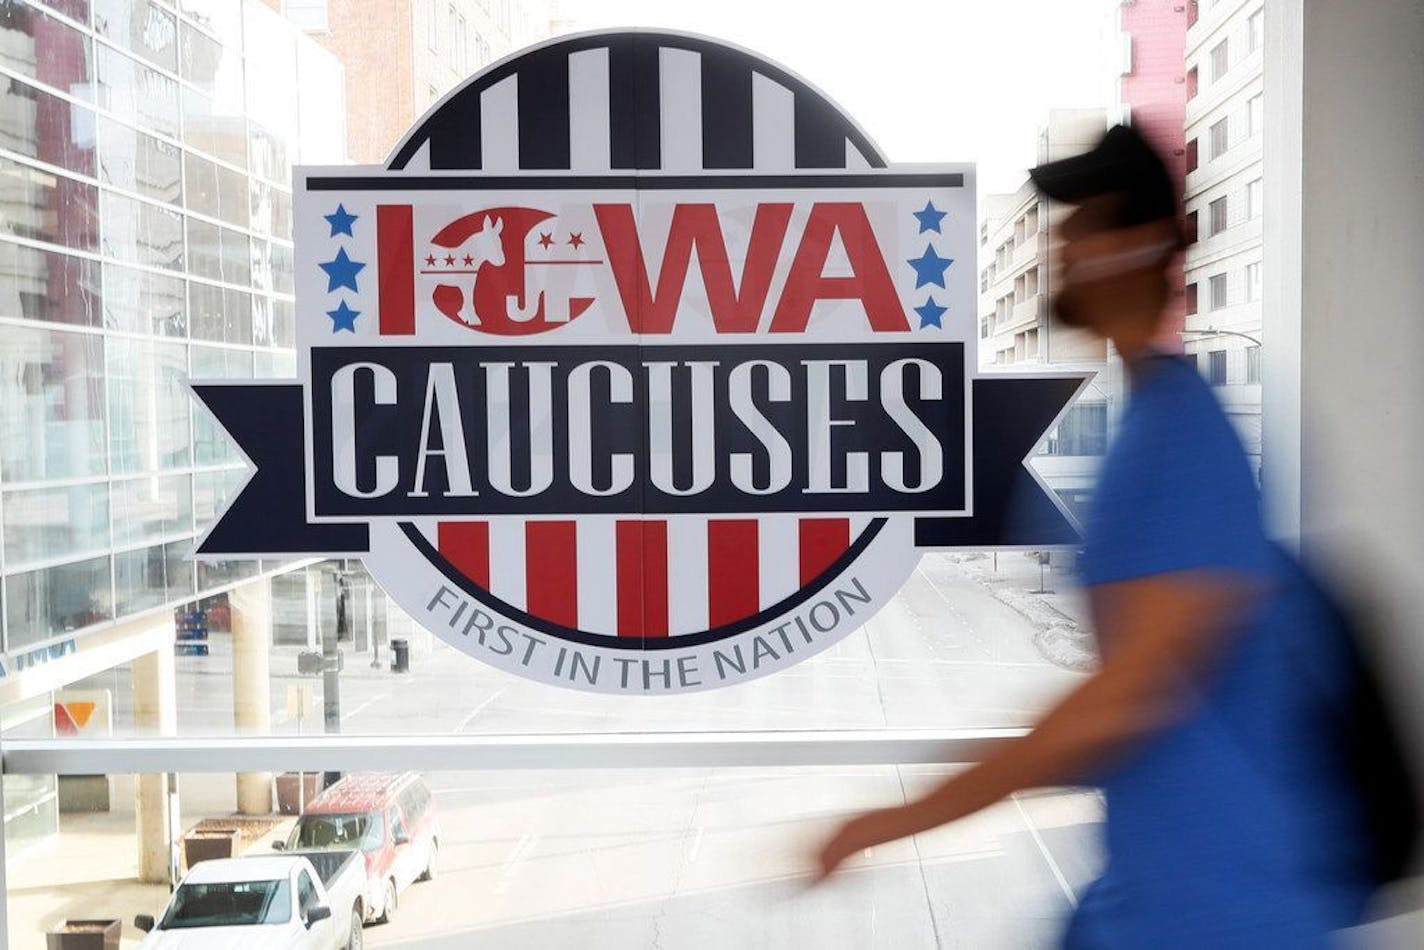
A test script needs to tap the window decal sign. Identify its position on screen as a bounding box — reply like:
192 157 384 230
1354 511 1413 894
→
192 31 1087 694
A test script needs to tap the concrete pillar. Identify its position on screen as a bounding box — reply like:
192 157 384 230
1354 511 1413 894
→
230 579 273 814
132 642 177 884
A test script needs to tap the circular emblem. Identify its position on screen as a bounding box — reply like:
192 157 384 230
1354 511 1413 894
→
194 31 1081 695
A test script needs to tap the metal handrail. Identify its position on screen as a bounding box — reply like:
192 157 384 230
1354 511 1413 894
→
1 729 1026 776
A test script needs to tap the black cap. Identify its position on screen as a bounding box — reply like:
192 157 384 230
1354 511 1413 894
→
1028 124 1179 229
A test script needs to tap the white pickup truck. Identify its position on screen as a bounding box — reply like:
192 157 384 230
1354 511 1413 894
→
134 851 367 949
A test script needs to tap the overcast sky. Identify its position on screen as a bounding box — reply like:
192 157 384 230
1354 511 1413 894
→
552 0 1122 195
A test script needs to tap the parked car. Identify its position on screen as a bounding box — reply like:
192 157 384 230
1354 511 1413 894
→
277 772 438 924
134 851 366 949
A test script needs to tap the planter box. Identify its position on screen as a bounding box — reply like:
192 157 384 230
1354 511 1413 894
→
46 919 120 950
182 829 239 870
275 771 322 815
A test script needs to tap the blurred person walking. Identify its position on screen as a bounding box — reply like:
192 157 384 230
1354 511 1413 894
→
813 125 1388 947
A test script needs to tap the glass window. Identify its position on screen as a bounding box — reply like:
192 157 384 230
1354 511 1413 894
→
96 115 182 205
1248 10 1264 53
159 878 291 929
112 473 193 546
1207 349 1227 386
247 121 290 185
1209 117 1228 159
100 190 183 270
177 1 244 44
101 261 185 335
114 541 181 615
254 349 296 378
0 3 95 98
1247 93 1263 137
1247 177 1264 218
1185 138 1197 173
2 482 110 569
285 0 329 32
4 554 113 649
180 85 248 170
185 217 251 286
193 466 244 525
94 43 180 140
190 344 252 466
106 337 190 473
1186 66 1197 100
1043 403 1107 456
196 556 258 591
0 157 100 251
1209 272 1227 309
1246 260 1262 302
1209 195 1228 235
0 324 106 482
249 181 292 237
1209 39 1228 82
0 243 101 327
1185 281 1198 315
0 79 97 178
92 0 179 74
294 40 345 165
188 280 252 344
183 151 249 228
1246 344 1262 384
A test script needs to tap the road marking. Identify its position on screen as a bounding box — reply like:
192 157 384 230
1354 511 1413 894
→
493 833 539 894
456 688 506 732
686 826 703 863
342 693 388 722
1011 793 1077 906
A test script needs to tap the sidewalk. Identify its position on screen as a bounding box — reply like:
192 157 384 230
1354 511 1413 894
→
932 551 1097 671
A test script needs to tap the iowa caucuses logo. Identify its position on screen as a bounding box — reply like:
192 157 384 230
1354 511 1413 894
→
191 31 1086 694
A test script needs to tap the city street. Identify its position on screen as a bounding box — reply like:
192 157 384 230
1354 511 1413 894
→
11 553 1102 947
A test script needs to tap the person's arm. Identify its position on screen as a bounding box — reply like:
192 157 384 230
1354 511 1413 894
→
814 570 1258 879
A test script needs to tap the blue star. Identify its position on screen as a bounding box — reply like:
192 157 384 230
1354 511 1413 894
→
326 300 360 333
324 204 358 237
907 244 953 289
319 247 366 293
914 296 947 329
912 200 947 234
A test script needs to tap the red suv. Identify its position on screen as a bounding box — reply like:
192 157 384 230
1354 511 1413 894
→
279 772 439 925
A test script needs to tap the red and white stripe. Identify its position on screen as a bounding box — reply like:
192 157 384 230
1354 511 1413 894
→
422 515 867 637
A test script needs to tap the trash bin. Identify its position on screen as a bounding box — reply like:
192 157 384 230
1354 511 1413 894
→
46 918 121 950
390 638 410 673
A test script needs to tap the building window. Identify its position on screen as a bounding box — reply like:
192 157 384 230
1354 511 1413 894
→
1246 261 1262 301
1186 138 1198 173
1209 196 1228 235
1210 39 1229 82
1186 281 1198 315
1247 93 1263 137
1186 210 1199 245
1248 10 1264 53
1209 273 1228 309
1246 345 1262 383
981 319 989 339
1208 350 1228 386
1247 177 1263 218
1045 403 1108 456
1186 66 1198 100
1209 117 1229 159
283 0 329 31
1187 0 1198 27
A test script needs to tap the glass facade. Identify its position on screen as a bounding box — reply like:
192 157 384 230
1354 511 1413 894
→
0 0 345 861
0 0 344 655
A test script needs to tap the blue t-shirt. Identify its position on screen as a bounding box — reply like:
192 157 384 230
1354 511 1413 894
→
1065 356 1372 949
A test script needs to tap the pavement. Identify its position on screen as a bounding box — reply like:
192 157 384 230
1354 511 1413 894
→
7 552 1105 948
